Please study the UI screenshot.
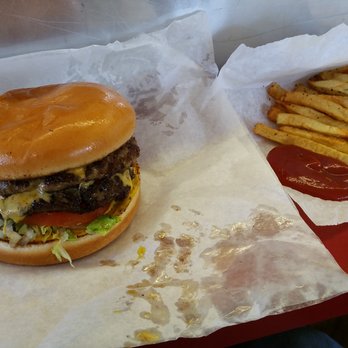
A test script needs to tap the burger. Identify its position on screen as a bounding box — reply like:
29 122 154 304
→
0 82 140 266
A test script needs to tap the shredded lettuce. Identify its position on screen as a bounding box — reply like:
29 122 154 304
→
86 215 120 236
0 211 121 266
51 232 74 267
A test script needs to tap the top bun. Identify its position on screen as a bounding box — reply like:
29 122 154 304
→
0 82 135 180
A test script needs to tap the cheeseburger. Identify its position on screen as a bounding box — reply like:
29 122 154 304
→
0 82 140 266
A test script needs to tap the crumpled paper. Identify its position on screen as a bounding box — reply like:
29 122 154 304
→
218 23 348 226
286 187 348 226
1 12 348 348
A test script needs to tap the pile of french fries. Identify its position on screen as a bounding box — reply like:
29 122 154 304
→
253 65 348 165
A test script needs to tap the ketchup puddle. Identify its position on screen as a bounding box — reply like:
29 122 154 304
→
267 145 348 273
267 145 348 201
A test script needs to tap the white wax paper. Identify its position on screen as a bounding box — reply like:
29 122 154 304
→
286 188 348 226
1 12 348 348
218 23 348 226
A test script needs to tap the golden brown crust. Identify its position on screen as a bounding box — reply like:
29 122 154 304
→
0 82 136 180
0 186 140 266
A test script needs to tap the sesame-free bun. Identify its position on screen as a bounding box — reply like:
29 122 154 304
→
0 180 140 266
0 82 135 180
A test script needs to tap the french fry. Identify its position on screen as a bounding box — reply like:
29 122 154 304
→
321 94 348 108
284 103 348 129
293 83 318 94
253 123 295 145
315 65 348 79
267 104 286 122
292 84 348 107
290 91 348 108
276 113 348 138
329 65 348 73
279 126 348 154
268 83 348 122
318 72 348 82
308 79 348 96
281 91 348 123
267 82 286 101
281 103 347 126
253 123 348 165
256 66 348 165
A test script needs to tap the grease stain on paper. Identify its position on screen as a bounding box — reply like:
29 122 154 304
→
126 213 203 335
132 232 147 242
99 259 119 267
171 204 181 212
174 234 195 273
200 208 293 322
134 328 163 344
127 287 170 325
124 327 162 346
123 205 294 344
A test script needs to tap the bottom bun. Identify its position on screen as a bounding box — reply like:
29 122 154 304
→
0 187 140 266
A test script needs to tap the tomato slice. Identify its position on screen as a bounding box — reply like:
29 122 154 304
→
23 205 109 228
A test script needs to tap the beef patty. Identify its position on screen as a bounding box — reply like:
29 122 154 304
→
0 137 140 215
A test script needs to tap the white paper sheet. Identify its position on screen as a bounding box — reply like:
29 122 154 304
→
1 12 348 348
219 23 348 226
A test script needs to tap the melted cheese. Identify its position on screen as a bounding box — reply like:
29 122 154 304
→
67 167 85 179
0 190 50 222
116 169 133 189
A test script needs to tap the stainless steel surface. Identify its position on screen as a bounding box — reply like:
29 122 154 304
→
1 0 348 66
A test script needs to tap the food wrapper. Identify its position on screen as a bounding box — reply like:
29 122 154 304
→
219 23 348 226
1 12 348 348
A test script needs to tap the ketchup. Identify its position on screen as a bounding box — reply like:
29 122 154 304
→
267 145 348 201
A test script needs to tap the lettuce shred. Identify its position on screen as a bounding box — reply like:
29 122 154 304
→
0 213 121 267
51 232 74 267
86 215 120 236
